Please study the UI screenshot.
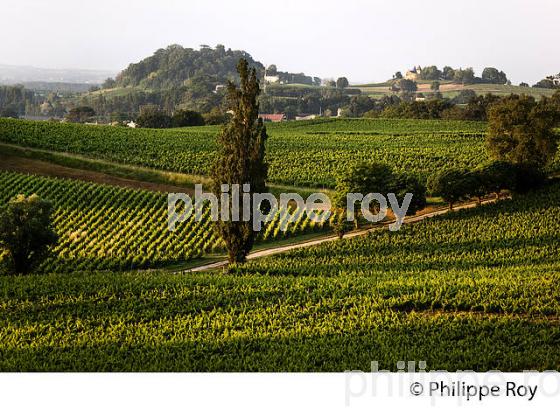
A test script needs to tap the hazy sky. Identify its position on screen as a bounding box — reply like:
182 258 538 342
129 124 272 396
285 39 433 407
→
2 0 559 84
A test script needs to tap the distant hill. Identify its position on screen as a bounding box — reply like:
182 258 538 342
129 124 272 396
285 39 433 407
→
113 44 265 89
77 44 322 116
0 64 116 85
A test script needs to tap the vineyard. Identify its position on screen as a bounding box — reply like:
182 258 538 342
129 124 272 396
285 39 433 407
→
0 118 496 187
0 182 559 371
0 171 329 273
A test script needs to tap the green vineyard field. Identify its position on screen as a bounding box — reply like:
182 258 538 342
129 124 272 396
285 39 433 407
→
0 118 494 187
0 182 558 371
0 171 328 273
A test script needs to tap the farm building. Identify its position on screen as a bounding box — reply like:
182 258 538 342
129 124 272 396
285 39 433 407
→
264 75 280 84
295 114 317 121
259 113 286 122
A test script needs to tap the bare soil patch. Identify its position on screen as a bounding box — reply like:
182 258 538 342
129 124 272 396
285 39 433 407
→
0 153 192 194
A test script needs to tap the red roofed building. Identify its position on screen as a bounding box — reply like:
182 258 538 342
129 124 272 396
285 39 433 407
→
258 113 286 122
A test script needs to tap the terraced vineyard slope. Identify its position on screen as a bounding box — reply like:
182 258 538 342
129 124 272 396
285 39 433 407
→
0 172 327 273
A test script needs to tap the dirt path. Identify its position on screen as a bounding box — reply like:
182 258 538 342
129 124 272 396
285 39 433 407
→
0 153 192 194
188 197 499 272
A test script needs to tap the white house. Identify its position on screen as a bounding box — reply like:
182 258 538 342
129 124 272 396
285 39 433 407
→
264 75 280 84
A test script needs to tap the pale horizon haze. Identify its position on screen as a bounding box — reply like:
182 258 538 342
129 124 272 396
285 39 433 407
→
1 0 559 84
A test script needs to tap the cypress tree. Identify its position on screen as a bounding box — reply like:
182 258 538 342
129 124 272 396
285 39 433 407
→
210 59 268 264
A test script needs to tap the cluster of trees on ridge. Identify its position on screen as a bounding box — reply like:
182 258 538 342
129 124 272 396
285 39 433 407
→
394 65 510 85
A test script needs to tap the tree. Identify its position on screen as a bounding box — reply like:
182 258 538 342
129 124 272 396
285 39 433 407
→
398 79 417 93
519 82 529 87
0 108 19 119
102 78 117 89
487 95 559 168
266 64 278 75
442 66 455 80
533 74 560 89
65 106 96 123
428 169 472 210
203 107 231 125
419 65 442 81
347 95 375 117
336 77 349 89
390 174 426 215
430 81 440 92
210 59 268 264
474 161 518 199
453 89 477 104
393 71 403 80
481 67 508 84
0 194 58 274
136 106 172 128
172 109 205 127
453 68 475 84
335 162 394 228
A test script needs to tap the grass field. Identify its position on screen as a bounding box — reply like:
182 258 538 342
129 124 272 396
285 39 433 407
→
0 182 558 371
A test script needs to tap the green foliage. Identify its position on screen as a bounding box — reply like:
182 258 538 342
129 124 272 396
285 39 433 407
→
211 59 269 264
335 162 394 210
487 95 559 168
336 77 349 89
481 67 508 85
419 66 442 81
512 164 547 194
533 74 560 89
476 160 517 195
390 173 426 215
0 194 58 274
453 68 475 85
428 168 473 208
116 44 264 89
65 106 96 123
202 108 231 125
398 79 417 93
136 106 172 128
1 185 558 371
430 81 440 92
380 99 453 120
171 109 205 127
0 85 36 117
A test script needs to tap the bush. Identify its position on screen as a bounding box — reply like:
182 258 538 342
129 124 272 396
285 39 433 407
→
136 109 172 128
203 108 231 125
172 110 205 127
0 194 58 274
65 106 96 123
390 174 427 215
